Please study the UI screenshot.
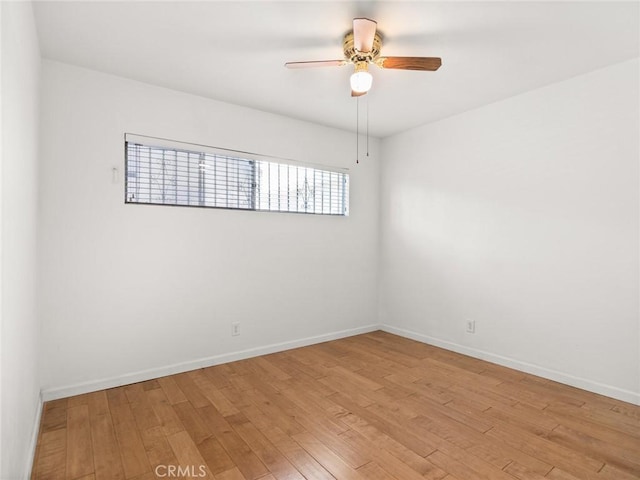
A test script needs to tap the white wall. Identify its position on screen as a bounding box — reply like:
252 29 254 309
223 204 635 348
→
380 59 639 404
39 60 379 397
1 2 42 478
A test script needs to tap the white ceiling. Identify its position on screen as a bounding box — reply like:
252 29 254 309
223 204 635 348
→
33 1 639 138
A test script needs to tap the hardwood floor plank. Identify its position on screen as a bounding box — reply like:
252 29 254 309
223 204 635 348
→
611 403 640 422
230 381 305 436
188 369 240 417
146 387 185 436
42 402 67 433
216 384 254 413
139 426 179 470
483 406 548 437
109 402 152 479
157 376 188 405
292 431 367 480
67 393 91 408
502 461 548 479
262 351 322 379
544 467 584 480
196 405 269 480
319 377 376 408
274 351 333 379
399 392 495 434
291 413 370 469
90 413 125 480
124 384 146 404
129 395 162 432
237 404 334 480
446 382 519 409
402 418 522 480
87 391 110 418
338 424 447 480
483 400 560 433
106 387 129 407
598 463 640 480
66 405 94 479
382 372 453 404
280 384 350 435
260 378 368 468
330 365 385 391
427 449 497 480
32 428 67 480
338 413 421 463
196 437 236 475
225 412 305 480
402 408 554 475
128 473 156 480
174 372 211 408
509 378 586 407
213 467 247 480
46 398 69 410
201 364 233 389
546 424 640 476
328 391 437 457
357 461 403 480
545 402 640 443
466 441 551 476
485 425 604 478
141 380 160 391
266 431 335 480
165 430 214 479
348 336 423 368
560 417 640 453
493 381 553 410
250 356 292 381
173 401 213 445
342 384 551 475
74 475 95 480
287 347 339 371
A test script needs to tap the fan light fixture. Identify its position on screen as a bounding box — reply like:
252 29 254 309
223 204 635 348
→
285 17 443 163
285 17 442 97
350 62 372 93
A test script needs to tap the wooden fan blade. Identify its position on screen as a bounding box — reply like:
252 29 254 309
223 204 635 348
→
351 90 367 97
353 18 377 53
376 56 442 71
285 60 347 69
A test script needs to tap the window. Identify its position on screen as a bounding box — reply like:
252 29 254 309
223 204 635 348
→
125 135 349 216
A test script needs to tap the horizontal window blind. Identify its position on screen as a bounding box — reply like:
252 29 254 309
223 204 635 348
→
125 136 349 216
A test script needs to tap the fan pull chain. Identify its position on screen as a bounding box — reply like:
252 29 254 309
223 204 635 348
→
366 96 369 157
356 96 359 164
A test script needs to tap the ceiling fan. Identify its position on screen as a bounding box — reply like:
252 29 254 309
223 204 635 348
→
285 18 442 97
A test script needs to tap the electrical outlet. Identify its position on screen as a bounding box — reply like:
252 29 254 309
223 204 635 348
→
466 320 476 334
231 322 240 336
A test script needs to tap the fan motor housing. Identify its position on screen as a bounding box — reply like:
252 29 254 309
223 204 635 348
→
343 31 382 63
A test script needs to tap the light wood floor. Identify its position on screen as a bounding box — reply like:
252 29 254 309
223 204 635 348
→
32 331 640 480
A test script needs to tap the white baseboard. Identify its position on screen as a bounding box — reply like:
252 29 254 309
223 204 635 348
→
26 392 43 479
40 321 639 406
41 324 379 401
380 324 640 406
